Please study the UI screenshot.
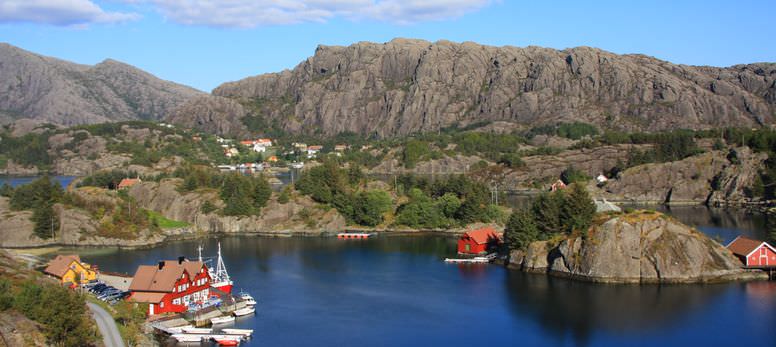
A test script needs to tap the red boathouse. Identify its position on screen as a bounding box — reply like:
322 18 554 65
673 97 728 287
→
458 227 502 255
727 236 776 267
128 257 211 316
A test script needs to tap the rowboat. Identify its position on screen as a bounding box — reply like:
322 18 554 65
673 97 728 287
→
211 315 236 325
182 327 212 334
171 334 203 343
221 328 253 337
214 337 241 346
444 257 490 263
233 306 255 317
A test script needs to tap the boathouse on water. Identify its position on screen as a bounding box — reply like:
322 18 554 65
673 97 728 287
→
727 236 776 267
458 227 502 255
128 257 211 316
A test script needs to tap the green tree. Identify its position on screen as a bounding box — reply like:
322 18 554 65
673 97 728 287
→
561 183 597 234
504 208 540 251
560 166 590 185
532 191 565 237
277 186 291 204
352 190 393 226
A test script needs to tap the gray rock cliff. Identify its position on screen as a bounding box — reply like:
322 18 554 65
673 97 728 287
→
176 38 775 137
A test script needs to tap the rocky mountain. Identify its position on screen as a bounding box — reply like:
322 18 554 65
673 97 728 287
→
509 211 768 283
178 38 775 137
0 43 203 125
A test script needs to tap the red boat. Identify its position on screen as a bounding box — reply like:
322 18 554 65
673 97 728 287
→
198 243 234 294
214 338 240 346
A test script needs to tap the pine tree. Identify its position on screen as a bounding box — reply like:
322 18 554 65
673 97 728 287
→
504 208 540 251
532 191 565 238
32 202 59 239
561 183 597 234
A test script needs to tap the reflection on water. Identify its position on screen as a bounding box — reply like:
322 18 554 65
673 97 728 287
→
77 234 776 347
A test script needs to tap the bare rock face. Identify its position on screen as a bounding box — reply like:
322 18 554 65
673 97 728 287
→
508 212 767 283
601 147 766 204
0 43 203 125
128 179 346 234
195 39 774 137
167 95 249 137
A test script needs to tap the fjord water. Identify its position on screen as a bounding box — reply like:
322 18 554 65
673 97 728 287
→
80 206 776 347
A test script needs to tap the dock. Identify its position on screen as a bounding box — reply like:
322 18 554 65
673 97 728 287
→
337 232 376 239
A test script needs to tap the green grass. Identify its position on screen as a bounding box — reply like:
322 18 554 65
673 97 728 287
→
146 210 190 229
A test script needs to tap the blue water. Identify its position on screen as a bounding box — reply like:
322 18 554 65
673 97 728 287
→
79 226 776 347
0 175 75 188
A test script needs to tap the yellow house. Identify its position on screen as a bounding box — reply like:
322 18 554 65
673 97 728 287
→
43 254 97 285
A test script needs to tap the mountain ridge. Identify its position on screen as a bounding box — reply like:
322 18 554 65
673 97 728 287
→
0 43 204 126
180 38 775 137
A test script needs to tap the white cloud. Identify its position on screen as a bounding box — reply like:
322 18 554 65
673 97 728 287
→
0 0 139 26
132 0 493 28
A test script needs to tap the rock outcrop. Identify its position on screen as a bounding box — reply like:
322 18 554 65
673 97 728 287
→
167 96 249 137
599 147 766 204
509 212 767 283
174 38 775 137
127 179 346 234
0 43 203 125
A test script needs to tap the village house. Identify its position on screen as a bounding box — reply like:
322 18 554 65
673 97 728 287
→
43 254 97 285
118 178 141 189
727 236 776 267
334 144 349 152
240 138 273 153
307 145 323 158
128 257 211 316
293 142 308 151
457 227 503 255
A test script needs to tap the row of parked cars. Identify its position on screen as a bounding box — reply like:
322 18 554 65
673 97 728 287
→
84 281 130 304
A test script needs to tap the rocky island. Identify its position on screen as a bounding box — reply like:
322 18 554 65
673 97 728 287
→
509 211 768 283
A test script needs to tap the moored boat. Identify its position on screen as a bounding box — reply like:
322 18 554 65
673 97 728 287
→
238 290 256 306
232 306 255 316
214 337 241 346
221 328 253 337
199 243 234 294
171 334 204 343
211 315 236 325
182 327 212 334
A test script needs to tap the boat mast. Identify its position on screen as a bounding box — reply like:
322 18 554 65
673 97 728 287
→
215 242 230 281
197 244 203 262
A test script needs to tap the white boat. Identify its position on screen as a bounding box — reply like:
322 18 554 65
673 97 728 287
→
165 325 193 334
211 315 236 325
182 327 212 334
238 291 256 306
444 257 490 263
171 334 204 343
221 328 254 337
232 306 255 317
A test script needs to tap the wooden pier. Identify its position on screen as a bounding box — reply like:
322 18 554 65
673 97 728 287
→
744 266 776 280
337 232 376 239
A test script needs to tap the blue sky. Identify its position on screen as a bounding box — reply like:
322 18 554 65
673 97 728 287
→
1 0 774 92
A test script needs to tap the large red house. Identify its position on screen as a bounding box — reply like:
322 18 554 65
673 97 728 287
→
727 236 776 267
458 227 502 255
128 257 211 316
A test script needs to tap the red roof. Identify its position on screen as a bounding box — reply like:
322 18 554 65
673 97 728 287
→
728 236 775 257
463 227 502 245
118 178 140 189
129 260 206 293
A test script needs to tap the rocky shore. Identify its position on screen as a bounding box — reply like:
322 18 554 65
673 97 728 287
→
508 211 768 283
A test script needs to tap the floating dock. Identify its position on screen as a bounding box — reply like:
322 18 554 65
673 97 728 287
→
337 232 376 239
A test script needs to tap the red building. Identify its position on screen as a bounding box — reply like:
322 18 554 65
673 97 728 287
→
128 257 211 316
458 227 502 255
727 236 776 267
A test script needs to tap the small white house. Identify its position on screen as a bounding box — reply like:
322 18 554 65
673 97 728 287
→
307 145 323 158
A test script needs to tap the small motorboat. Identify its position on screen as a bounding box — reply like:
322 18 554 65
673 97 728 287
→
171 334 203 343
232 306 256 317
166 325 193 334
211 315 236 325
182 327 212 334
238 291 257 306
214 337 241 346
221 328 253 337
